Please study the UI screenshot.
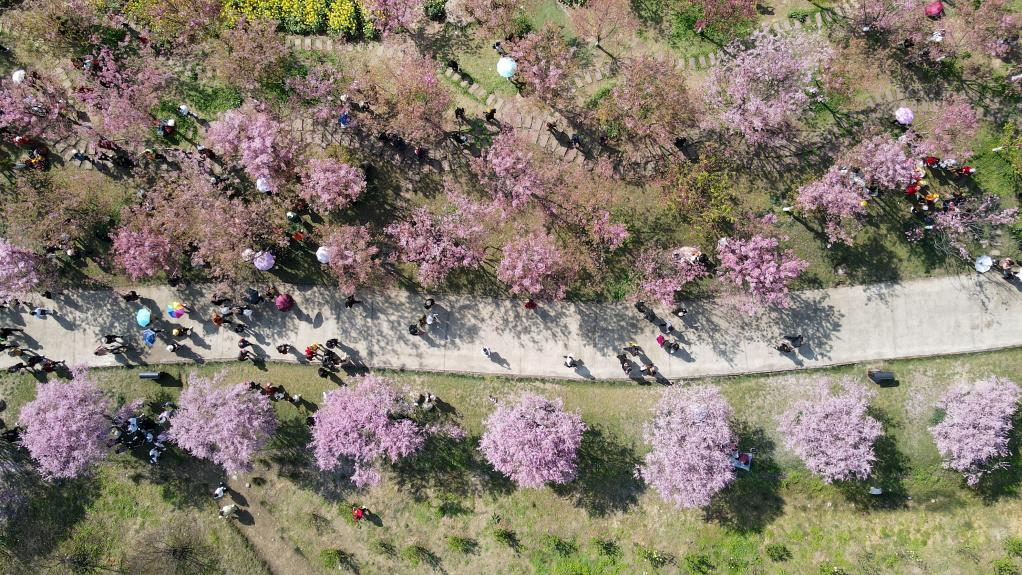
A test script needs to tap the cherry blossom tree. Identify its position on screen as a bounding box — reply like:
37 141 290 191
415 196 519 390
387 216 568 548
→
386 194 493 287
0 70 72 141
594 55 697 160
17 366 112 480
568 0 637 58
913 99 980 163
457 0 526 36
299 158 367 213
929 376 1021 486
0 238 43 299
840 0 915 37
689 0 757 31
206 101 298 191
73 43 171 143
705 30 833 148
168 372 278 475
473 129 547 209
635 247 708 306
510 25 580 104
848 134 917 190
208 19 289 95
363 0 424 32
638 385 737 508
320 224 380 294
796 167 870 246
778 378 883 483
111 226 181 281
351 52 451 145
496 231 576 300
930 195 1018 259
479 393 586 488
716 235 808 311
309 374 425 488
287 65 352 126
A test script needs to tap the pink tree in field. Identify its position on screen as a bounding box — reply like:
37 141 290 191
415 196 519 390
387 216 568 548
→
299 158 367 213
848 134 917 190
73 44 170 143
510 25 580 104
363 0 424 32
778 378 883 483
209 19 289 95
638 385 736 508
716 235 808 311
458 0 525 36
496 231 576 301
474 129 547 209
321 224 380 294
796 167 870 246
310 375 425 488
690 0 756 30
595 55 696 159
17 366 112 480
568 0 637 57
385 194 493 287
913 99 979 163
635 247 708 306
287 65 352 126
705 30 833 148
351 52 451 146
0 71 72 141
929 377 1021 486
931 195 1018 259
840 0 915 37
479 393 586 488
206 101 298 191
111 226 181 281
168 372 278 475
0 238 43 299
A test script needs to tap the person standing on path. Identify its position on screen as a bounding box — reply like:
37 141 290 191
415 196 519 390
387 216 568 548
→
102 334 124 344
481 347 492 358
238 338 251 349
30 307 52 319
564 355 578 368
276 343 290 355
409 325 422 336
213 482 228 500
423 297 435 310
120 290 140 302
345 295 362 309
425 312 439 327
0 327 24 339
166 343 180 353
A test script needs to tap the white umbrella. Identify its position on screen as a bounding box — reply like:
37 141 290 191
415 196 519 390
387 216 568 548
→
894 107 914 125
256 177 272 194
975 255 993 273
315 246 331 264
253 251 275 271
497 57 517 79
241 248 255 261
11 69 25 84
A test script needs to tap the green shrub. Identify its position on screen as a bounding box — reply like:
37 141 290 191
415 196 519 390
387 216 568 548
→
369 538 395 556
635 544 674 568
510 12 532 37
424 0 446 21
183 83 243 117
319 548 357 572
590 537 620 558
542 534 578 557
1006 537 1022 558
493 528 521 552
993 558 1021 575
766 543 792 562
819 565 850 575
683 553 715 574
787 8 816 22
446 536 477 554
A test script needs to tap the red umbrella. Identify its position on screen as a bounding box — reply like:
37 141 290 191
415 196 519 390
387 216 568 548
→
925 0 943 18
275 293 294 312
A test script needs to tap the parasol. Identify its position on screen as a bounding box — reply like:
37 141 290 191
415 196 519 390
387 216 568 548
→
496 57 517 79
253 251 275 271
975 255 993 273
894 107 914 125
136 307 152 327
142 329 157 346
256 177 272 194
275 293 294 312
316 246 331 264
924 0 943 17
166 302 186 319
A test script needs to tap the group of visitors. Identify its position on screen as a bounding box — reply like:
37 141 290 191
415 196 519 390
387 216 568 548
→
1 325 66 374
109 402 174 464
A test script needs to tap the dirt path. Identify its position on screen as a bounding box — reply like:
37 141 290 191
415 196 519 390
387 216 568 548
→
228 481 314 575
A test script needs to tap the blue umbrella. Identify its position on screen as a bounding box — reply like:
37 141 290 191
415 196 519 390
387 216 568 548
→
142 329 157 347
136 307 152 327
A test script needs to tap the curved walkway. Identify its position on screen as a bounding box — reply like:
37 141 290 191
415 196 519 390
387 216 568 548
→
2 273 1021 381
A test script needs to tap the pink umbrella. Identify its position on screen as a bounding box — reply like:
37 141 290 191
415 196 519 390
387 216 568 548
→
253 251 275 271
894 107 914 125
925 0 943 18
275 293 294 312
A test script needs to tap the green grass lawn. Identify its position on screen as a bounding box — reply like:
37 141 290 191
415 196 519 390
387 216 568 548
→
3 350 1022 573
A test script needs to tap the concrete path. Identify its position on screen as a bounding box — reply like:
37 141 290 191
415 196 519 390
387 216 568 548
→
2 273 1021 381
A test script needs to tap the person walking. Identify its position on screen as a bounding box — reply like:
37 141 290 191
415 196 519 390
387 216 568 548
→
238 349 254 362
238 338 251 349
641 364 658 377
423 297 435 310
425 312 439 327
409 325 422 336
166 343 180 353
481 347 492 358
120 290 140 302
623 342 641 356
40 359 64 373
325 338 340 349
213 482 228 500
0 327 24 339
418 314 428 328
344 295 362 309
563 355 578 368
672 307 688 319
102 334 124 344
171 327 191 338
783 334 804 349
276 343 290 354
775 341 795 353
30 307 52 319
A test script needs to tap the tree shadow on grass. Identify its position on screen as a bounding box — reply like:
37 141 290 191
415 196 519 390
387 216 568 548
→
704 424 785 533
974 411 1022 503
261 417 357 502
838 408 910 510
551 426 645 517
393 434 514 500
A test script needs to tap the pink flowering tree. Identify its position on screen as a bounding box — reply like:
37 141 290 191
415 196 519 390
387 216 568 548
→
594 56 696 161
205 101 298 191
510 25 580 105
473 129 547 209
17 366 112 480
705 30 833 148
479 393 587 488
716 235 808 311
496 231 576 301
638 385 737 508
310 374 425 488
848 134 917 190
635 247 708 306
73 44 171 143
299 158 367 213
458 0 525 37
929 377 1021 486
913 99 979 163
351 52 451 146
168 372 278 475
287 65 352 126
778 379 883 483
386 194 493 287
796 167 871 246
111 226 181 281
930 195 1018 259
0 71 72 141
0 239 43 299
568 0 637 58
363 0 424 32
209 19 288 95
689 0 757 31
840 0 915 37
321 224 380 294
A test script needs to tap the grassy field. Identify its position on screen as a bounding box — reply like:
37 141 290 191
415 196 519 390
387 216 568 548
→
2 349 1022 574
